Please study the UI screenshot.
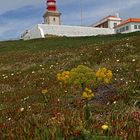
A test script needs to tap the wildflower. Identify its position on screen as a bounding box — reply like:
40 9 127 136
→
11 73 14 76
106 70 113 79
85 88 92 93
50 65 54 69
113 101 117 104
82 88 94 100
57 71 70 83
82 92 89 99
101 124 109 130
8 118 11 121
120 78 123 81
107 102 110 105
102 68 107 72
96 68 113 84
41 88 48 95
3 76 8 79
116 59 120 62
20 108 24 112
32 71 35 74
132 59 136 62
104 78 110 84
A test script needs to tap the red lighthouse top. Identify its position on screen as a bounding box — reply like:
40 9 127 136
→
47 0 57 11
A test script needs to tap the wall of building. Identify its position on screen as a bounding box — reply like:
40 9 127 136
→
115 22 140 33
21 24 115 40
108 20 121 29
47 16 60 25
21 25 45 40
131 22 140 32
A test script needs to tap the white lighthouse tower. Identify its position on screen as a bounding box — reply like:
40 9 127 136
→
43 0 61 25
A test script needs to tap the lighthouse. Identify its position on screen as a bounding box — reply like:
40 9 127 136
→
43 0 61 25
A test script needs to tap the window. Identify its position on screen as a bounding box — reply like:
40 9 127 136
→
116 29 119 33
122 27 125 32
126 26 129 30
114 23 117 27
134 25 137 29
53 18 56 22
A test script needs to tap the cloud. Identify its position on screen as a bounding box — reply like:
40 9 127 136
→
0 5 43 40
0 0 42 14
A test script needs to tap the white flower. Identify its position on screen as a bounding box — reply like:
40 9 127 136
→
20 108 24 112
132 59 136 62
32 71 35 74
11 73 14 76
107 102 110 105
116 59 120 62
8 118 11 121
4 76 8 79
120 78 123 81
42 68 45 70
50 65 54 69
113 101 117 104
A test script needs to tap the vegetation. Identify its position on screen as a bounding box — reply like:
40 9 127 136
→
0 31 140 139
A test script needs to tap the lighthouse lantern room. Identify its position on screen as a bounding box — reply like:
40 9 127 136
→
43 0 61 25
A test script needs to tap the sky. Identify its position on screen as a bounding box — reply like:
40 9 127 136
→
0 0 140 41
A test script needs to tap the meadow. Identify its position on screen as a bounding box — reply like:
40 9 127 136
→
0 31 140 140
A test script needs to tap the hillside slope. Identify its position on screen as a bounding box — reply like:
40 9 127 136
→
0 32 140 139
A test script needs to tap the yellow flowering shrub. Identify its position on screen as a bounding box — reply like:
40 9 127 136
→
68 65 96 88
57 71 70 83
96 68 113 84
82 88 94 100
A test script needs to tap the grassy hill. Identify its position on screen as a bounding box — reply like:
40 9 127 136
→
0 32 140 139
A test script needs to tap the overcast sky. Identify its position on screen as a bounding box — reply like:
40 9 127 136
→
0 0 140 40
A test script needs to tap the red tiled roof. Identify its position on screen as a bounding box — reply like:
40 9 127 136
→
101 15 118 21
114 18 140 28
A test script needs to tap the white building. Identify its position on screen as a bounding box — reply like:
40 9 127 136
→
21 0 140 40
114 18 140 34
91 15 122 29
21 0 115 40
21 24 115 40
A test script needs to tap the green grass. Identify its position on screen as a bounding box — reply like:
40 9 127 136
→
0 31 140 139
